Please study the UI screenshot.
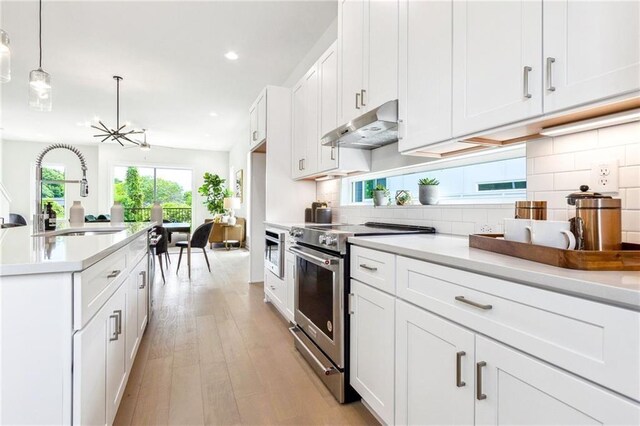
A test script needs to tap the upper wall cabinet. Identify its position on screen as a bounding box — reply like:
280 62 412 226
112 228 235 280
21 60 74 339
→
338 0 399 125
398 0 453 153
249 88 267 150
452 0 543 137
292 66 320 178
543 1 640 113
318 43 339 172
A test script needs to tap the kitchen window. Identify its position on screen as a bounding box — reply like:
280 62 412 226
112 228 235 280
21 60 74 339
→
41 165 66 218
343 146 527 205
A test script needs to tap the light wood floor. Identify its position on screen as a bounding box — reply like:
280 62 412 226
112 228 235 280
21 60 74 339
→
114 248 378 426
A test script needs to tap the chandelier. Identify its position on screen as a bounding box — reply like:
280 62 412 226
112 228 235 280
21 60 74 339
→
92 76 144 146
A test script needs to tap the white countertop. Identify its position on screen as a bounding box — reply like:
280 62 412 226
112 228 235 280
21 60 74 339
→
0 222 154 276
349 234 640 310
264 221 308 231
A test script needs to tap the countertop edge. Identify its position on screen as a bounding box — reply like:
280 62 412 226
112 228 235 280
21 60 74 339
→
348 236 640 311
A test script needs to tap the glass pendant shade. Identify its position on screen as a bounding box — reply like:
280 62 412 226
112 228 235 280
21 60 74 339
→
29 68 52 112
0 29 10 83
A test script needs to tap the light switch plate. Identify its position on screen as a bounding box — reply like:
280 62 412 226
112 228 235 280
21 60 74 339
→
590 160 619 193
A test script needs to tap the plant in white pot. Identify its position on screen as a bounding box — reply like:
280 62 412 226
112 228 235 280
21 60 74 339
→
372 184 389 207
418 177 440 205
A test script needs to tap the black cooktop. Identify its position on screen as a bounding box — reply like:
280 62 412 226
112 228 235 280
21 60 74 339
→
307 222 436 235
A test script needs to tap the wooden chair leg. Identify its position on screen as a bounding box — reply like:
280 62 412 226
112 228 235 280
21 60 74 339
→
176 247 184 273
157 254 166 284
202 248 211 272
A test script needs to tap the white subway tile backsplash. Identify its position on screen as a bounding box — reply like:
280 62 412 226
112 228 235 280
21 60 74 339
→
622 210 640 232
444 208 463 222
627 232 640 244
573 146 626 167
487 208 511 224
527 173 554 191
423 208 442 221
625 188 640 210
620 166 640 188
527 137 553 157
626 143 640 166
553 130 598 154
553 170 591 191
451 222 475 236
597 122 640 147
462 209 488 223
533 152 575 174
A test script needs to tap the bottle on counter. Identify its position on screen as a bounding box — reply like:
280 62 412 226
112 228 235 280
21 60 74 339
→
151 201 163 224
69 201 85 226
44 202 56 231
111 201 124 223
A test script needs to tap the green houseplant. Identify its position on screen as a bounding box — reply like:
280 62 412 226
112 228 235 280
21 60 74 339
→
372 184 389 207
198 172 226 215
418 177 440 205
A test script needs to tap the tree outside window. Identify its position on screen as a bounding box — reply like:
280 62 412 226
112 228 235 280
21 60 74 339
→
41 165 65 218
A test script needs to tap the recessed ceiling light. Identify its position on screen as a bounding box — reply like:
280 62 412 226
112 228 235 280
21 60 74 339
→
209 112 218 117
224 51 239 61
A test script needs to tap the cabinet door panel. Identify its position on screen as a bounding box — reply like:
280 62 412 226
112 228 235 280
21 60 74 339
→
398 0 452 152
475 336 640 426
452 0 542 136
319 42 339 172
249 105 258 146
544 0 640 112
106 285 127 425
365 0 399 110
125 269 139 370
291 80 306 179
395 299 475 426
304 66 319 175
257 91 267 143
339 0 365 124
136 260 148 336
350 280 395 425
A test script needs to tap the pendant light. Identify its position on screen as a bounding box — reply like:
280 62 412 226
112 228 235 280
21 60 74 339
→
29 0 52 112
0 29 10 83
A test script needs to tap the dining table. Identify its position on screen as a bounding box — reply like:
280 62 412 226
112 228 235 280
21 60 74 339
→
163 222 192 279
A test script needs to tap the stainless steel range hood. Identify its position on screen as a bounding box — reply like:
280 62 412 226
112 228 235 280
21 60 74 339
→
321 100 398 150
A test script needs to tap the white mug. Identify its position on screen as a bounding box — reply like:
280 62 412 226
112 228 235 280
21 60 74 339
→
528 220 576 250
504 218 532 243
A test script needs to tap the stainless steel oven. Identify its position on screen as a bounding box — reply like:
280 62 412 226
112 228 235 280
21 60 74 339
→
289 244 346 401
265 229 285 278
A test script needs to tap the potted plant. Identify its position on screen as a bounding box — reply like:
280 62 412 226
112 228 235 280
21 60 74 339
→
372 184 389 207
418 177 440 205
395 190 412 206
198 172 226 216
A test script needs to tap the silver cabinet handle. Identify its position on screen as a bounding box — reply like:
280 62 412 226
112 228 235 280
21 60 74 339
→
109 314 119 341
114 309 122 335
476 361 487 400
348 293 355 315
546 57 556 92
355 92 361 109
107 270 121 279
359 264 378 272
252 130 258 141
139 270 146 289
456 351 466 387
523 66 532 99
360 89 367 106
455 296 492 310
330 146 336 161
301 158 305 170
270 285 276 290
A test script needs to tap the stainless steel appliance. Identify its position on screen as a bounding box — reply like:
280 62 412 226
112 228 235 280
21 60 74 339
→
289 222 436 403
567 186 622 251
265 228 286 278
515 200 547 220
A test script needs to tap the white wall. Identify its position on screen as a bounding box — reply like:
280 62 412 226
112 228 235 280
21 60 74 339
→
97 144 228 227
1 140 100 222
228 137 250 219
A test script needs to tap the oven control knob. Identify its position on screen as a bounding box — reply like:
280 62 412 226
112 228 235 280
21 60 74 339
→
319 234 327 245
325 235 338 246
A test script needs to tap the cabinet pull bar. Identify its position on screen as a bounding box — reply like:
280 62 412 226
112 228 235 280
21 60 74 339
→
301 158 305 170
476 361 487 400
348 293 354 315
139 270 146 289
455 296 492 310
546 57 556 92
359 264 377 272
107 270 121 279
360 89 367 106
114 309 122 335
523 66 532 99
109 314 119 341
355 92 361 109
330 146 336 161
252 130 258 141
456 351 466 387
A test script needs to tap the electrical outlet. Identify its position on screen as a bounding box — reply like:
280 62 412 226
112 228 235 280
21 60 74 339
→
591 160 619 193
479 225 494 233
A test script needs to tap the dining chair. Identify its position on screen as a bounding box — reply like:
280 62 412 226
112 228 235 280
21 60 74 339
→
153 226 170 284
176 221 214 273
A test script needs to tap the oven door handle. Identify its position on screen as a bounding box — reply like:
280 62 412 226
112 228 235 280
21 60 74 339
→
289 246 340 267
290 327 338 376
265 235 281 244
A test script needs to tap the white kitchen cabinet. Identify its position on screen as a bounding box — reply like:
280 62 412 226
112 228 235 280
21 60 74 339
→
292 80 307 179
136 259 149 336
264 269 287 319
543 0 640 113
398 0 453 152
452 0 542 137
318 41 339 172
249 88 267 150
125 264 139 369
285 250 295 321
291 67 319 178
349 279 395 425
395 299 475 426
339 0 398 125
105 284 127 425
475 336 640 425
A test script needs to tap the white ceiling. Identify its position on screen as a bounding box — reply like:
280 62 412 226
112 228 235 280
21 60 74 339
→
0 0 337 151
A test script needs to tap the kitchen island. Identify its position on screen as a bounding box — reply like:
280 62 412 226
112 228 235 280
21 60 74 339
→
0 222 154 425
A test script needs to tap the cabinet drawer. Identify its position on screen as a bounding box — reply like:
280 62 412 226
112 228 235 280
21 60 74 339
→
350 246 396 295
73 248 127 330
397 256 640 401
126 233 148 265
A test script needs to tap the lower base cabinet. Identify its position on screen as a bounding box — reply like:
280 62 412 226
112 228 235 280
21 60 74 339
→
350 280 395 425
394 299 639 425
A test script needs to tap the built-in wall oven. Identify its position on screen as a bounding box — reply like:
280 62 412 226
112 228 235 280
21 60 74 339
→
265 228 285 278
